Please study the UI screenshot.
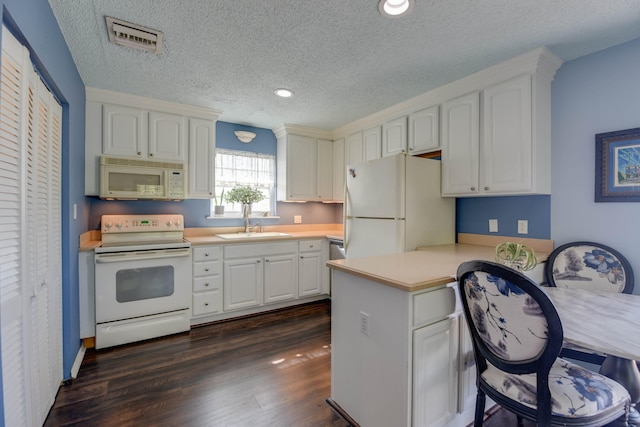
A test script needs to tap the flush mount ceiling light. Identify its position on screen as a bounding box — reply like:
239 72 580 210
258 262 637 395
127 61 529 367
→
234 131 257 143
378 0 414 18
274 88 294 98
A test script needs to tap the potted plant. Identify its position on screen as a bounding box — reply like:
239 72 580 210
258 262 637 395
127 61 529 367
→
225 186 265 216
214 189 225 216
495 241 537 271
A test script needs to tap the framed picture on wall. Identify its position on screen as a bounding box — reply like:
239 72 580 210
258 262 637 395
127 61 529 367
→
595 127 640 202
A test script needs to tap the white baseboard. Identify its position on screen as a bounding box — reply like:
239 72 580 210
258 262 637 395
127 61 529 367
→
70 345 87 379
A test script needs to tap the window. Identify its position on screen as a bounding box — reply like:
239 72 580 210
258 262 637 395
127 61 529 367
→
211 148 275 215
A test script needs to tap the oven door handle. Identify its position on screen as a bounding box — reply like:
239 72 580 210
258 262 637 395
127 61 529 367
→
95 249 191 263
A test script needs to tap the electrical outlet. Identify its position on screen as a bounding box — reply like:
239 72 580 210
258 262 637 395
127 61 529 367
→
360 311 369 336
489 219 498 233
294 215 302 224
517 220 528 234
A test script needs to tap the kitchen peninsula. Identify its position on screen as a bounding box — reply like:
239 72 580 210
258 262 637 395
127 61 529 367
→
326 235 551 427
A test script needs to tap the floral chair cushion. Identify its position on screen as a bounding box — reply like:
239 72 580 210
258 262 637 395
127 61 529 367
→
548 244 629 293
462 271 549 361
482 358 630 418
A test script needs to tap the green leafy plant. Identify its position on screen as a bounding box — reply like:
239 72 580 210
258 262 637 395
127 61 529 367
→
495 242 537 271
225 186 265 205
214 188 225 206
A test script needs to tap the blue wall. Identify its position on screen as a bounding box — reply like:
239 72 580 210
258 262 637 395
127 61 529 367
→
1 0 88 420
551 38 640 293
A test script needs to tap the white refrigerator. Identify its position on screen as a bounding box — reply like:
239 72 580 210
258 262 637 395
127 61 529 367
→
344 153 455 258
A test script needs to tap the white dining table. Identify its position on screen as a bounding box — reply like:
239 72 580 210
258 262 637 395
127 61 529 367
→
545 287 640 426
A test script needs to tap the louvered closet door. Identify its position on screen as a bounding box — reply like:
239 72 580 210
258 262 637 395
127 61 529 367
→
1 25 30 427
1 25 63 427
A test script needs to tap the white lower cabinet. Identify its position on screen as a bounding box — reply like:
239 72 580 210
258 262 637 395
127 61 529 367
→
413 317 459 427
192 246 223 316
223 241 298 311
331 272 478 427
298 239 324 297
264 254 298 303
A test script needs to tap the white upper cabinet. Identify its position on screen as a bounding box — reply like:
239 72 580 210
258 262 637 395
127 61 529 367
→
188 118 216 198
85 88 221 196
408 105 439 155
363 126 382 161
332 138 345 202
441 92 480 195
275 126 334 202
148 111 187 161
102 105 186 161
102 104 145 158
345 131 364 166
382 116 407 157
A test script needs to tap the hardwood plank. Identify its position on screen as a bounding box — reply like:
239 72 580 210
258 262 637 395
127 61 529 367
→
45 300 349 427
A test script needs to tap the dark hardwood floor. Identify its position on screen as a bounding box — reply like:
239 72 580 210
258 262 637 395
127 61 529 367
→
45 300 349 427
45 299 525 427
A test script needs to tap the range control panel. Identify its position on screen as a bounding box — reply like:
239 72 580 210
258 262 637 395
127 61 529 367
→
101 214 184 234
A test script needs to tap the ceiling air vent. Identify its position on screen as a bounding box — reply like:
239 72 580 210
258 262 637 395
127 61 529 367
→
105 17 163 54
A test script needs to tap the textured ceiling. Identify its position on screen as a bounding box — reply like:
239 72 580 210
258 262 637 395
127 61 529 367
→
48 0 640 130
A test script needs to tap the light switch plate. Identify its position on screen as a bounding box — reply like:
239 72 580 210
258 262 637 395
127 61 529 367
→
489 219 498 233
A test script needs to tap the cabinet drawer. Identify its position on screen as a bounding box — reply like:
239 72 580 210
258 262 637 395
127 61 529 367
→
193 246 222 262
299 239 323 252
193 260 221 277
224 241 297 259
412 285 457 328
192 290 222 316
193 275 222 292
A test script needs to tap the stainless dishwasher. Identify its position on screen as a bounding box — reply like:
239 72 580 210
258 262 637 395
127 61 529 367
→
329 238 345 260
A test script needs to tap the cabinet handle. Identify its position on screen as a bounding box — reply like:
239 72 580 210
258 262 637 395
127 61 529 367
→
204 302 209 306
470 187 476 191
484 186 489 191
257 260 261 263
204 268 209 272
204 283 209 287
300 256 304 259
204 253 209 257
137 151 142 156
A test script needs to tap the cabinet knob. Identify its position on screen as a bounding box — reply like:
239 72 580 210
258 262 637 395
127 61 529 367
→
149 153 154 157
408 147 413 151
204 253 209 257
204 302 209 306
470 187 476 191
310 244 314 248
204 283 209 287
257 260 261 263
204 268 209 272
484 186 489 191
137 151 142 156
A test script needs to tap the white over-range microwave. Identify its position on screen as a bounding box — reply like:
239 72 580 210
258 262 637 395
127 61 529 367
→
99 155 187 200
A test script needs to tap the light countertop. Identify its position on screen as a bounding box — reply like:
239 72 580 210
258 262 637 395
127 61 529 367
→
327 239 550 293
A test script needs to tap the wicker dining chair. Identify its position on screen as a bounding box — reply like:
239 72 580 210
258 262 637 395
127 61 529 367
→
457 260 630 426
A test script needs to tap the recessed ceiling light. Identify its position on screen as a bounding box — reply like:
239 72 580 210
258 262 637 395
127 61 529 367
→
274 88 294 98
378 0 414 18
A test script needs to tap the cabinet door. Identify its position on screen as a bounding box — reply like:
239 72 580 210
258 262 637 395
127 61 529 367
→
299 252 322 297
188 118 215 198
382 116 407 157
413 317 459 427
363 126 381 161
316 139 334 200
286 134 317 200
458 316 478 417
482 74 532 194
264 254 297 303
345 131 363 167
223 258 263 311
409 106 439 155
332 138 345 202
148 111 187 161
441 92 480 196
102 103 145 157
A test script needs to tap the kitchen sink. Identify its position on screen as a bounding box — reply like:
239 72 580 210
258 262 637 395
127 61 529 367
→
215 232 292 240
